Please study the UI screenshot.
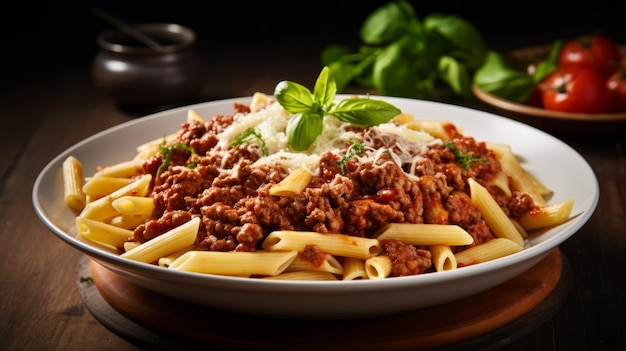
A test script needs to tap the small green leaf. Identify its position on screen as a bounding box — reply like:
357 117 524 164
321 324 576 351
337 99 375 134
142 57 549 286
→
231 127 268 155
329 98 400 127
286 112 324 151
337 138 365 174
444 141 486 169
360 0 418 45
274 81 314 113
473 51 535 103
313 66 337 109
532 40 564 83
438 55 471 98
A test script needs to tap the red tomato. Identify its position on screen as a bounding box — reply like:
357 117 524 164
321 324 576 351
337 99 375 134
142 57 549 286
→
541 68 611 113
607 69 626 112
558 35 621 77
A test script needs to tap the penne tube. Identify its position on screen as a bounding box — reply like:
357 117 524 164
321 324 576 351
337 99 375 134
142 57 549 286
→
401 119 461 140
490 170 512 198
79 174 152 221
82 176 132 200
249 92 270 112
111 196 155 216
430 245 457 272
135 133 177 154
76 216 134 249
341 257 368 280
261 271 338 281
121 216 199 263
374 223 474 246
187 109 204 123
364 255 392 279
262 231 382 259
93 159 143 178
486 142 547 206
123 241 141 252
454 238 523 266
517 199 575 230
269 167 314 196
468 178 525 246
285 253 343 275
62 156 86 212
158 244 196 267
169 250 298 276
108 214 151 230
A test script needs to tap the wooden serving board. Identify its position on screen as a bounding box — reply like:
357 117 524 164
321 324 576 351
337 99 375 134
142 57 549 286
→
84 248 567 350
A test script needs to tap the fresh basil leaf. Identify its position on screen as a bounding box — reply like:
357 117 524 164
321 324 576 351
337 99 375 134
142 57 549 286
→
360 0 418 46
372 39 421 97
533 40 564 83
329 98 400 127
372 35 439 97
274 81 314 113
438 55 471 99
473 51 535 103
313 66 337 109
321 44 353 66
423 13 487 69
286 112 324 151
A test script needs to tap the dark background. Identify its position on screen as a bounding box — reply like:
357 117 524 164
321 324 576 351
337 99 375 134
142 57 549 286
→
4 0 624 94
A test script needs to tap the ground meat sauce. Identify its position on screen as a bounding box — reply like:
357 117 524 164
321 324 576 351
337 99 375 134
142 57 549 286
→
131 101 538 277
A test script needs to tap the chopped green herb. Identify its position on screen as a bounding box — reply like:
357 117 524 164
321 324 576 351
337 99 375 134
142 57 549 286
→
79 276 93 284
444 141 486 169
157 143 196 177
231 127 268 156
338 138 366 174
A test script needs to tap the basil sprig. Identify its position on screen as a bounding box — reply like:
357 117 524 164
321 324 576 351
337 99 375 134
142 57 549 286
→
321 1 487 99
274 66 401 151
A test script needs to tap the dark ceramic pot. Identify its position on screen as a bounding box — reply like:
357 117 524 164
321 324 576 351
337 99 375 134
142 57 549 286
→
93 23 207 108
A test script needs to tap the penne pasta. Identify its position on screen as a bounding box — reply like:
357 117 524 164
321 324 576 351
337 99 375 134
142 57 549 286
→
75 216 134 249
93 159 143 178
261 271 338 281
79 174 152 221
158 244 196 267
517 199 575 230
454 238 523 266
286 253 344 275
121 216 199 263
62 156 86 212
82 176 132 200
111 195 155 216
468 178 525 246
187 109 204 123
341 257 368 280
374 223 474 246
269 167 314 196
135 133 177 154
262 231 382 259
169 250 298 276
399 118 460 141
364 255 392 279
486 142 547 206
123 241 141 252
108 214 151 230
430 245 457 272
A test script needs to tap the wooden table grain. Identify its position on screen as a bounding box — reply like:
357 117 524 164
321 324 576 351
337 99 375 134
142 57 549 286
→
2 2 625 350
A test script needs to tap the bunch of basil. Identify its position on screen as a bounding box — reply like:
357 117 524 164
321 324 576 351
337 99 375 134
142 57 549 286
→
321 0 488 99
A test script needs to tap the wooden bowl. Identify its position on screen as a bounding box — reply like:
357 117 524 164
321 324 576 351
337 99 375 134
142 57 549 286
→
472 45 626 135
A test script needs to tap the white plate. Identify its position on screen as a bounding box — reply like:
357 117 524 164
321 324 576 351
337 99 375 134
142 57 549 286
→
32 96 599 319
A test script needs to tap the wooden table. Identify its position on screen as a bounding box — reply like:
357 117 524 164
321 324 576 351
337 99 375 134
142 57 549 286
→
2 2 625 350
